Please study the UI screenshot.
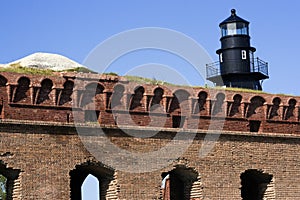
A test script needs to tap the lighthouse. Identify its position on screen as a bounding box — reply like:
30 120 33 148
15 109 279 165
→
206 9 269 90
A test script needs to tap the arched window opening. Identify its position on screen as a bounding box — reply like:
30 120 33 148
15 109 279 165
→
212 93 225 116
81 174 100 200
194 91 208 114
284 99 297 120
228 94 242 117
268 97 281 119
36 79 53 104
59 80 74 106
13 77 30 103
70 163 116 200
129 86 145 111
246 96 265 118
169 90 190 113
150 87 164 111
241 169 273 200
80 83 104 108
110 84 125 109
161 166 202 200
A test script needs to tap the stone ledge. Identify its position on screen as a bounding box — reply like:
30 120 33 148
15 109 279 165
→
0 119 300 140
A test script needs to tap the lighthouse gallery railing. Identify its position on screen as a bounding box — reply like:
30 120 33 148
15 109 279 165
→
206 57 268 79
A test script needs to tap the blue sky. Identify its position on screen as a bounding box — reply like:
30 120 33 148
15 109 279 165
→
1 1 300 96
1 1 300 198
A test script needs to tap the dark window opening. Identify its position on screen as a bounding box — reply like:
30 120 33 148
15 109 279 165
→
110 84 125 109
284 99 297 120
194 91 207 114
161 172 184 200
85 110 100 122
172 116 185 128
70 162 115 200
169 90 190 114
0 163 20 200
249 120 261 132
212 93 225 116
268 97 281 119
241 169 273 200
80 83 104 108
129 86 145 110
13 77 30 103
59 80 74 106
228 94 242 117
150 88 164 111
161 166 200 200
246 96 265 118
36 79 53 104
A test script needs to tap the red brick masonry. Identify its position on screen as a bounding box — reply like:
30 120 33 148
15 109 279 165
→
0 71 299 199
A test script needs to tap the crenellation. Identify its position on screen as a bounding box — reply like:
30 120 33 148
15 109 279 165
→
0 72 299 134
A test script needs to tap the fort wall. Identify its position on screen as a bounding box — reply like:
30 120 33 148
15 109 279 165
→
0 72 299 199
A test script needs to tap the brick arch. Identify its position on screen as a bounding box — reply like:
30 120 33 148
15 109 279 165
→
228 94 243 117
161 165 202 200
169 89 190 114
212 92 225 116
268 97 281 119
13 76 31 103
193 91 208 114
246 96 266 118
80 82 105 109
69 161 118 200
36 78 54 105
58 80 74 106
110 84 125 109
129 86 145 111
284 98 297 120
149 87 164 111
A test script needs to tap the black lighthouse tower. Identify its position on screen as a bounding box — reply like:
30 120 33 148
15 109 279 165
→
206 9 269 90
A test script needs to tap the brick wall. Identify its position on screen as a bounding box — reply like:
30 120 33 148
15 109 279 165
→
0 72 299 199
0 122 299 199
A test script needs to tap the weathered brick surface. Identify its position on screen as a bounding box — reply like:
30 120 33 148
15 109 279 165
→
0 72 299 199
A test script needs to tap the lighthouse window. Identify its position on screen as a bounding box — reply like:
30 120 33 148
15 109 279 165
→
220 53 223 62
221 22 249 37
227 22 237 35
241 50 247 59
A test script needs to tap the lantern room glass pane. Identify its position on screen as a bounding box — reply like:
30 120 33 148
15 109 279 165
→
221 22 249 37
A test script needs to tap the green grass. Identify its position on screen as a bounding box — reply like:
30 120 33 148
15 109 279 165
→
213 86 267 94
0 63 54 75
0 63 96 75
60 67 96 73
124 75 178 86
102 72 119 76
124 75 204 87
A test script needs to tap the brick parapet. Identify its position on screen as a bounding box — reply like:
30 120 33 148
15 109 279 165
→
0 72 299 135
